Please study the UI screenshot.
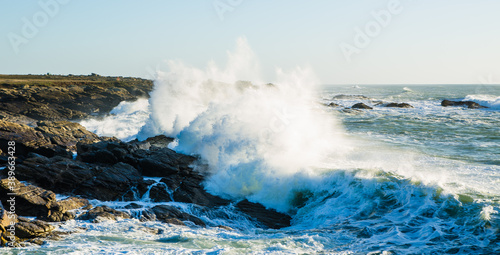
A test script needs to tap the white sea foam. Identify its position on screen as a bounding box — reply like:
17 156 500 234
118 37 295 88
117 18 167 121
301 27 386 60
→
138 37 350 212
80 98 150 141
463 94 500 109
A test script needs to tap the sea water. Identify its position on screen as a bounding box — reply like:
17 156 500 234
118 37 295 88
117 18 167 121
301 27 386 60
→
10 41 500 254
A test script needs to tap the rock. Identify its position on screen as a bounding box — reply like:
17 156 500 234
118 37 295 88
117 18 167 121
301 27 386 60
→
53 197 90 212
0 120 100 159
144 135 174 149
385 103 414 108
0 201 16 228
15 220 55 238
0 120 55 158
14 155 144 201
441 100 487 109
327 102 340 107
35 121 100 151
235 200 291 229
138 148 196 177
77 206 130 222
148 183 172 202
40 197 90 222
150 205 206 227
171 178 230 207
351 103 373 109
0 178 56 217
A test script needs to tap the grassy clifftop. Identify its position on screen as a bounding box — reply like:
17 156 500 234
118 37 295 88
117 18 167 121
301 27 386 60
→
0 74 153 124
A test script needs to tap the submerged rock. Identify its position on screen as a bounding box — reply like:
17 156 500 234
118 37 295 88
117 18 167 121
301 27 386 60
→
385 103 414 108
150 205 206 227
441 100 487 109
351 103 373 109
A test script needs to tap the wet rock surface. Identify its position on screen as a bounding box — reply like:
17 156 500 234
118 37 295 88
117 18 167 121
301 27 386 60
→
441 100 487 109
351 103 373 109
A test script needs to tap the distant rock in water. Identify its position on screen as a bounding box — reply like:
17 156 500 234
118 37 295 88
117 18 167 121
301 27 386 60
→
351 103 373 109
385 103 414 108
441 100 487 109
327 102 341 107
332 94 370 100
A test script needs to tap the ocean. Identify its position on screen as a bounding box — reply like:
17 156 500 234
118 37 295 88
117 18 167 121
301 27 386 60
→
9 84 496 254
9 41 500 254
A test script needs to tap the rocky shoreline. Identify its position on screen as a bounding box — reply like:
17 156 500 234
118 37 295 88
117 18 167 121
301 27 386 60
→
0 75 291 247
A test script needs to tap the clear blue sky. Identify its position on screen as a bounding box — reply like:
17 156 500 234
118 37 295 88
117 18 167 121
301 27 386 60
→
1 0 499 84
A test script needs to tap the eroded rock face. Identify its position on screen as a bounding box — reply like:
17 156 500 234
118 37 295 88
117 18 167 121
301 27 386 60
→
15 219 55 239
0 178 89 223
0 178 56 217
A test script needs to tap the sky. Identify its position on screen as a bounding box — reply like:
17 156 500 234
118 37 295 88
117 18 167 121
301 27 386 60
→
1 0 499 84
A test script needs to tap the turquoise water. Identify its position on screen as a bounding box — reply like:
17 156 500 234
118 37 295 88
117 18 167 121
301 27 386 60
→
8 84 500 254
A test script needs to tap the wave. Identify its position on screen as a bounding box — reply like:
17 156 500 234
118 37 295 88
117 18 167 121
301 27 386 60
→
74 39 500 253
138 37 350 212
463 94 500 109
403 86 414 92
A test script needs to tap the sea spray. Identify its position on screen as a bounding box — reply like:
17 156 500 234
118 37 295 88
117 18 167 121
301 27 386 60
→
80 98 150 141
138 38 350 212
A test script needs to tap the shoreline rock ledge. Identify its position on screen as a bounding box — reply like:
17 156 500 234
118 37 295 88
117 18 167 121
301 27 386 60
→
0 74 292 247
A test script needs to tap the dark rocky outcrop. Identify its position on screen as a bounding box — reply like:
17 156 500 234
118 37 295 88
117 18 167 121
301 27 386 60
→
385 103 414 108
77 206 130 223
441 100 487 109
236 200 291 229
13 155 144 201
351 103 373 109
0 178 57 218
